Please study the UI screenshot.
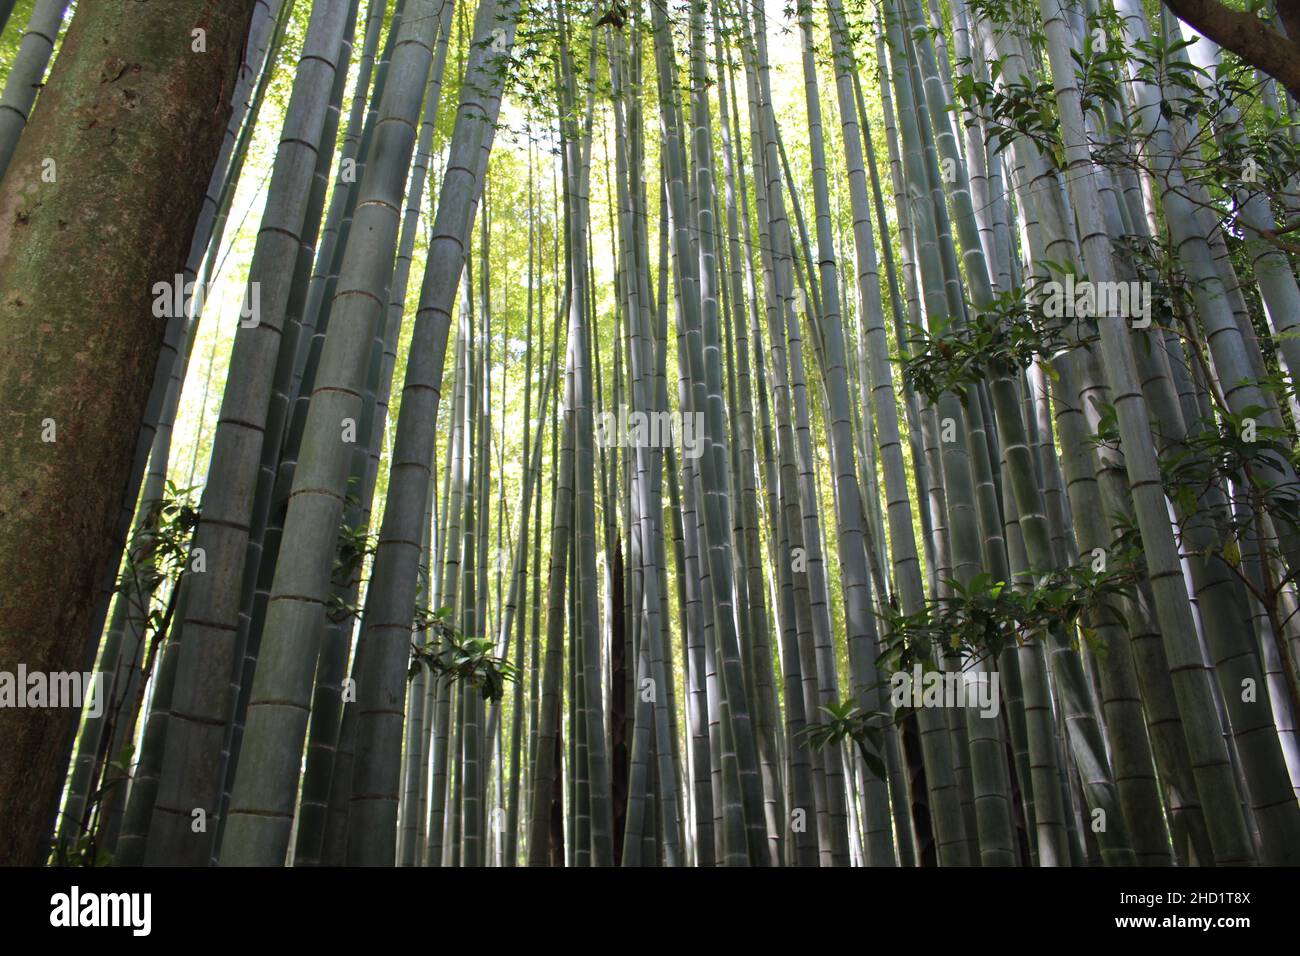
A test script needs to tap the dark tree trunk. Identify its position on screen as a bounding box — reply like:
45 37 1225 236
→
1162 0 1300 102
609 540 627 864
549 729 565 868
901 713 937 868
0 0 259 866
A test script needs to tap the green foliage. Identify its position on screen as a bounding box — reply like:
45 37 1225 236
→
1161 403 1300 532
116 480 200 634
801 700 890 783
48 744 135 868
333 523 377 583
1073 12 1127 128
410 605 518 702
1129 33 1209 119
124 481 199 581
876 550 1141 670
953 67 1060 160
900 287 1068 403
327 481 380 623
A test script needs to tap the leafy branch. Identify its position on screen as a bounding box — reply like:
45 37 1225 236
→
410 605 517 702
801 700 891 783
876 552 1141 671
900 288 1071 404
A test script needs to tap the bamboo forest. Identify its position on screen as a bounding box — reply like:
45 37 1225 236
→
3 0 1300 877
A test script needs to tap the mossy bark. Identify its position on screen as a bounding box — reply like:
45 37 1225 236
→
0 0 258 866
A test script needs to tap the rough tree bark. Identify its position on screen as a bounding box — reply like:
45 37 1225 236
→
1161 0 1300 101
0 0 259 866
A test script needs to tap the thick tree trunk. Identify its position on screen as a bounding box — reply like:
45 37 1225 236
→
0 0 259 866
1161 0 1300 102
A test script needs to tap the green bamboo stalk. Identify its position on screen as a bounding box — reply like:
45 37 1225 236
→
146 0 355 866
1037 0 1256 864
220 0 443 866
0 0 69 180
